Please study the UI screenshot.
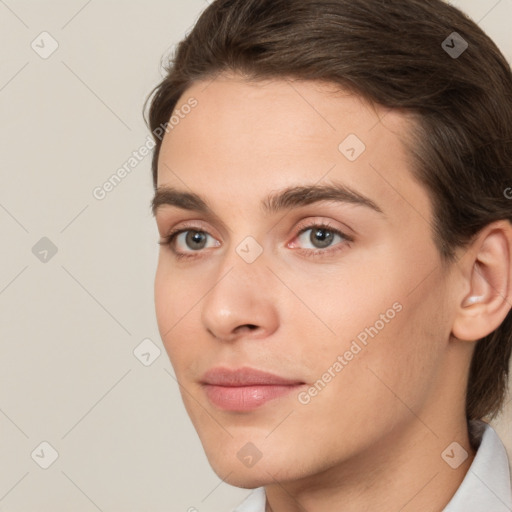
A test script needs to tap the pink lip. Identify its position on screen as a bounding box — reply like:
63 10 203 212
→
201 367 305 411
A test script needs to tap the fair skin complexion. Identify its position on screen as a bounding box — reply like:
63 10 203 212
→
152 74 512 512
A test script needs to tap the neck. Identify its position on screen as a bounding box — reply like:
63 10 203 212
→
264 415 475 512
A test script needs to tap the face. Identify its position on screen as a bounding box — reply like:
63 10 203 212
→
153 74 460 488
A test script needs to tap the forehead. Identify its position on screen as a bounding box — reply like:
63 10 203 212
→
156 74 432 224
161 75 395 160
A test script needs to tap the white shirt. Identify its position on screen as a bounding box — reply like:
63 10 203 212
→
231 420 512 512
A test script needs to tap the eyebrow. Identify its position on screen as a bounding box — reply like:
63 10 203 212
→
151 182 384 220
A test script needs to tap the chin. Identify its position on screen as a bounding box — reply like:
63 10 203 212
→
205 447 304 489
218 471 269 489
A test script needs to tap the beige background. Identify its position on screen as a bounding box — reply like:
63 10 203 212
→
0 1 511 510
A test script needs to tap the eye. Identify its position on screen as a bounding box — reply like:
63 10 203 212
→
158 226 220 259
289 222 352 255
158 221 352 260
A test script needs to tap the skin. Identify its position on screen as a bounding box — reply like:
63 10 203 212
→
152 74 512 512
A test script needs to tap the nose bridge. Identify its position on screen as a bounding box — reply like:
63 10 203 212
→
200 237 279 341
213 230 269 291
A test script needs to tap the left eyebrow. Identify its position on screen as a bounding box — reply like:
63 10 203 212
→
151 182 384 219
261 182 383 216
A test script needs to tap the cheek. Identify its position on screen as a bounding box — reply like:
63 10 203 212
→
154 261 176 335
154 257 205 329
279 261 398 356
285 279 448 459
345 275 449 411
287 251 448 397
154 260 200 365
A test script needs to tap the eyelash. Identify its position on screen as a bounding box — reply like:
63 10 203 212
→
158 221 353 260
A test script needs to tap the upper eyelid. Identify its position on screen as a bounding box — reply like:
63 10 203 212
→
165 219 347 236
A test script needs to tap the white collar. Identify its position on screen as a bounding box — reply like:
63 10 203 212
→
232 420 512 512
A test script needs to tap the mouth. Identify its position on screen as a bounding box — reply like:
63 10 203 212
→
200 367 306 411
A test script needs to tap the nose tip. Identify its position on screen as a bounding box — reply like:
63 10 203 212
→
200 255 280 343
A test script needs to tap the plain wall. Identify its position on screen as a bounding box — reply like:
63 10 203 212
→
0 0 511 510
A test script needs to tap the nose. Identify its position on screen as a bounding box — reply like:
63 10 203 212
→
200 249 280 343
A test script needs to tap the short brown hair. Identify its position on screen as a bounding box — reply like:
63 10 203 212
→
145 0 512 421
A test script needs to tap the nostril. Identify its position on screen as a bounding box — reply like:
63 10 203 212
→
237 324 258 333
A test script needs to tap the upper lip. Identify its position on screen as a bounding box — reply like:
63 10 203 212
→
201 367 305 387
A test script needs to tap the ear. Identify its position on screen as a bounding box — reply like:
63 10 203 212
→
452 220 512 342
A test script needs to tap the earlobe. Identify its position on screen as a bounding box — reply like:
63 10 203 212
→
452 222 512 342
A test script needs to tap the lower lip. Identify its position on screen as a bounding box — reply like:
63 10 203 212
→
203 384 303 411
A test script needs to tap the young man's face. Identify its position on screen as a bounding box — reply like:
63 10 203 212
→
153 75 470 487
